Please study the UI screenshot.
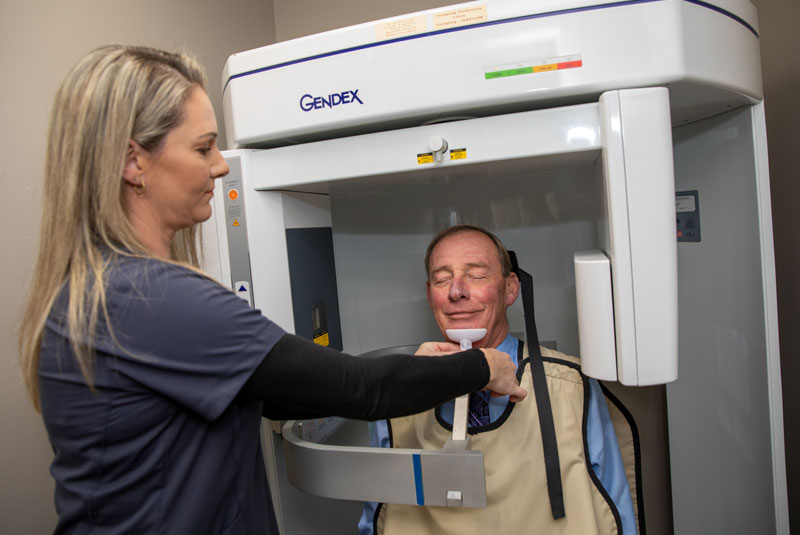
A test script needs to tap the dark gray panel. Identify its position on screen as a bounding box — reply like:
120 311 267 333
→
286 227 343 350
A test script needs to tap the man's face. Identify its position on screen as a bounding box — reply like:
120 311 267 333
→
426 230 519 348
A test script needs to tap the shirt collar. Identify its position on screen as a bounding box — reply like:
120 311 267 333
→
496 333 519 369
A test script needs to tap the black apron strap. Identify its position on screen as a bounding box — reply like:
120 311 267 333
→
509 251 565 519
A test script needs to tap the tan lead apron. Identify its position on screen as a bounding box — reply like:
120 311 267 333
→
378 346 628 535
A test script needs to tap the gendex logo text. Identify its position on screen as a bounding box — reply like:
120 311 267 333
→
300 90 363 112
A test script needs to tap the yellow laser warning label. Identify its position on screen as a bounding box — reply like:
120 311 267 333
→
313 331 330 347
417 152 434 165
450 148 467 160
233 219 240 227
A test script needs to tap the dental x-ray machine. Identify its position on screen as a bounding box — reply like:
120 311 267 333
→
201 1 788 533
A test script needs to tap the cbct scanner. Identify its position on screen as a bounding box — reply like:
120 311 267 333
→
201 1 788 533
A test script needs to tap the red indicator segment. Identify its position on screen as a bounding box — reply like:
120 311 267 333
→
557 60 583 70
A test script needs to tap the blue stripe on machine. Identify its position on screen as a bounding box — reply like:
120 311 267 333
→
412 454 425 506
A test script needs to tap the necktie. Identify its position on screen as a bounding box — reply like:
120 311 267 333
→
468 391 490 426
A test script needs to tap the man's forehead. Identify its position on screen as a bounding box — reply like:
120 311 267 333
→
430 231 502 269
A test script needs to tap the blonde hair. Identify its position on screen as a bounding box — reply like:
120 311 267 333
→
19 45 208 410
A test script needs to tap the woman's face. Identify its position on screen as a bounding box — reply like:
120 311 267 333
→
138 87 229 234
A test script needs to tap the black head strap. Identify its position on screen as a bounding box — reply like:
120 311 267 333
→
508 250 565 519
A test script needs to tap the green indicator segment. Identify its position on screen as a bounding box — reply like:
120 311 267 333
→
485 67 534 80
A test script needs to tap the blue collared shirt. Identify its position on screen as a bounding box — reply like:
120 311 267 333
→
358 334 636 534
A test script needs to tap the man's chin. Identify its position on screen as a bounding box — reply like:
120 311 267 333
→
439 321 486 335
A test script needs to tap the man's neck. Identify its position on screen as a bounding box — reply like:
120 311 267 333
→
476 324 510 349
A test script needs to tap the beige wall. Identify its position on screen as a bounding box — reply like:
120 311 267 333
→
0 1 276 532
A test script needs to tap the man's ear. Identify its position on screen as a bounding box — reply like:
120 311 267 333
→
122 140 146 187
505 272 520 306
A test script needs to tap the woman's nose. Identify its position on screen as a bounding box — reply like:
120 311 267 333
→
212 149 230 179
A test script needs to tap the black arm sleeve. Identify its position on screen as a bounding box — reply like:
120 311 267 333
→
240 333 489 421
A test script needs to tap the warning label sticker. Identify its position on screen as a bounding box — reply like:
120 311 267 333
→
417 152 434 165
376 15 427 40
434 5 488 30
450 148 467 160
313 331 330 347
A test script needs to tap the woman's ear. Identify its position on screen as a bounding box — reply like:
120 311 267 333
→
122 140 145 187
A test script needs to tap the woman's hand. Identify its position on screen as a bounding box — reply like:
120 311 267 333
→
415 341 461 356
416 343 527 403
480 348 528 403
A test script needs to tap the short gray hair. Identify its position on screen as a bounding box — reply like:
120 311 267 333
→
424 225 513 279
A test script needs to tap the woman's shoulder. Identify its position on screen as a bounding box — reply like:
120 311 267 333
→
106 255 233 312
109 255 218 287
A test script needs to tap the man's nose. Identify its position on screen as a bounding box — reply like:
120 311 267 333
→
449 276 469 300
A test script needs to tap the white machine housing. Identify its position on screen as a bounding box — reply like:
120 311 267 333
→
222 0 761 147
207 1 787 533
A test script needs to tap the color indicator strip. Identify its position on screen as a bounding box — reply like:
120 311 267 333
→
412 454 425 505
485 59 582 80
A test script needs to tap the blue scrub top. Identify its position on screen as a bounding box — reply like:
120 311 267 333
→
40 257 285 534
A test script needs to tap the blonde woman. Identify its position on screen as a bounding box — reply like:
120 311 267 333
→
18 45 525 534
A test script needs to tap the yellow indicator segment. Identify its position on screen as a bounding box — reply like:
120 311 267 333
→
313 331 330 347
533 64 558 73
417 152 434 165
450 148 467 160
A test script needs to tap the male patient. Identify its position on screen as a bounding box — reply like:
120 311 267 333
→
358 224 639 535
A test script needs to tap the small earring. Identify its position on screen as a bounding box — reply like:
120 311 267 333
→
134 177 146 195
